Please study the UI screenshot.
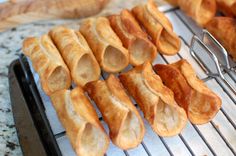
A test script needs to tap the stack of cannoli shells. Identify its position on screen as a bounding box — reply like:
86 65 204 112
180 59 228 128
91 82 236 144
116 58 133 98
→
154 59 222 124
21 1 204 155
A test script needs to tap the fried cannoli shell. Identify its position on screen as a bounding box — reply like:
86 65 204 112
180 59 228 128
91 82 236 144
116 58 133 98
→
22 35 71 95
50 87 109 156
178 0 216 26
49 26 101 87
154 59 222 124
85 75 145 149
109 9 157 66
205 17 236 61
132 0 181 55
165 0 179 6
119 62 187 137
80 17 129 73
216 0 236 17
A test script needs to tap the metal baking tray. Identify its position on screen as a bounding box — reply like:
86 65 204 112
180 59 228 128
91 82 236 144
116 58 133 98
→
9 6 236 156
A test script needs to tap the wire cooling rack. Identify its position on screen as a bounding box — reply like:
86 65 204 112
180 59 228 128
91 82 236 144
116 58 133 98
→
18 6 236 156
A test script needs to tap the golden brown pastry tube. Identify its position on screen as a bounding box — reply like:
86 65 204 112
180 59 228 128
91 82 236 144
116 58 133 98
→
109 9 157 66
132 0 181 55
177 0 216 26
50 87 109 156
216 0 236 17
22 35 71 95
80 17 129 73
206 17 236 61
165 0 179 6
154 59 222 124
85 75 145 149
49 26 101 87
119 62 187 137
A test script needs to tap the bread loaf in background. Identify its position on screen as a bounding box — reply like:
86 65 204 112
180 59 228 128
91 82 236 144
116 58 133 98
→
0 0 108 32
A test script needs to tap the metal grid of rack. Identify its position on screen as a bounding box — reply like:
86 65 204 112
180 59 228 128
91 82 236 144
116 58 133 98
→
19 6 236 156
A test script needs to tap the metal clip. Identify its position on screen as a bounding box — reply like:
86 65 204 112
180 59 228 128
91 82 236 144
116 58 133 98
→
202 29 231 70
190 35 236 95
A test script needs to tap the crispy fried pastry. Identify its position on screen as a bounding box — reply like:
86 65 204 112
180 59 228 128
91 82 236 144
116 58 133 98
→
132 0 181 55
216 0 236 17
50 87 109 156
49 26 101 87
85 75 145 149
80 17 129 73
206 17 236 61
154 59 222 124
109 9 157 66
22 35 71 95
119 62 187 136
178 0 216 26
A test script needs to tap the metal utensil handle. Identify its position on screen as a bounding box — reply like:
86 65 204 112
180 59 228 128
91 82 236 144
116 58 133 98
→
190 35 236 95
202 29 231 70
18 53 31 84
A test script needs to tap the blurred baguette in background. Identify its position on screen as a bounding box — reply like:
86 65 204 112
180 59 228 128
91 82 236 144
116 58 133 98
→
0 0 108 32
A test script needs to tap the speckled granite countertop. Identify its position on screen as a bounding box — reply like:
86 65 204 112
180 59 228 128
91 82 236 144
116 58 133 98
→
0 0 167 155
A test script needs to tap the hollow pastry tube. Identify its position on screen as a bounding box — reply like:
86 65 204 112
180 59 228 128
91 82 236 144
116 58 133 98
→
50 87 109 156
109 9 157 66
80 17 129 73
49 26 101 87
22 34 71 95
132 0 181 55
85 74 145 149
154 59 222 124
119 62 187 136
